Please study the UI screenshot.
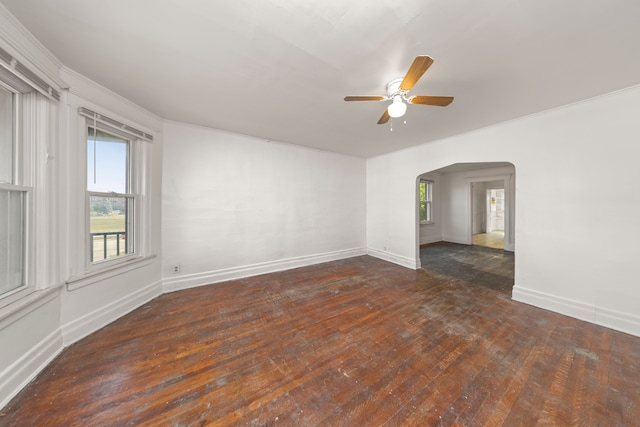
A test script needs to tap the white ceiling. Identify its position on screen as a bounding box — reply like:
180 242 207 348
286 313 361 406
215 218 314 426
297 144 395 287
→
3 0 640 158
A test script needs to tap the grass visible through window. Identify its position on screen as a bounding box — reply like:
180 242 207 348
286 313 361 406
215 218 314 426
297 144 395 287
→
90 214 125 233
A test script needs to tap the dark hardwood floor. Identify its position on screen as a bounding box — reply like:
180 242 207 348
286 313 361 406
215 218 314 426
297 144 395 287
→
2 243 639 426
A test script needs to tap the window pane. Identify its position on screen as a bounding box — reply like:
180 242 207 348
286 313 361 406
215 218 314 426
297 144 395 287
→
0 189 25 295
87 128 128 193
419 181 433 222
89 196 132 262
0 87 13 184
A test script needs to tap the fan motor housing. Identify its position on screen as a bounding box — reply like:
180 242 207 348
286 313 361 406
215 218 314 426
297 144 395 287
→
386 78 404 97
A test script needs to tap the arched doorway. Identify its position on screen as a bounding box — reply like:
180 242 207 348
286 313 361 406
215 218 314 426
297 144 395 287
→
416 162 516 292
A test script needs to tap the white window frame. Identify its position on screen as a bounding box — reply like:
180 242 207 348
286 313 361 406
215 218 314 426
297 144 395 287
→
0 80 33 307
86 125 137 266
75 107 153 280
419 179 434 224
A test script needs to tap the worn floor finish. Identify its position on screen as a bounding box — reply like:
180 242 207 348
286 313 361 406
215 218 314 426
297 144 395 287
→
2 244 639 426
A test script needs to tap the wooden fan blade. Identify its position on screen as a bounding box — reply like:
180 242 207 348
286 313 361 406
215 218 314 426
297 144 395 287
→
399 56 434 91
377 109 390 124
408 95 454 106
344 96 386 102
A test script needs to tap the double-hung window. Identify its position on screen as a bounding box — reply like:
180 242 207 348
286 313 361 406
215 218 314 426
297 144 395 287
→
87 126 134 263
0 82 26 297
0 43 61 303
419 180 433 223
81 107 152 269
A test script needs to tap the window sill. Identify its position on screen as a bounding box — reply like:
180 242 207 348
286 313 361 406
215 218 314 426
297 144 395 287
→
420 221 435 225
66 254 157 291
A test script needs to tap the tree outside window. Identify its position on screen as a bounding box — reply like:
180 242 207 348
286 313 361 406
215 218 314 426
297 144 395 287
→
419 180 433 223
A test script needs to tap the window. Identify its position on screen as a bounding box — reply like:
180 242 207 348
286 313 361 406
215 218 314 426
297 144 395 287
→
419 180 433 223
87 127 135 263
0 84 27 297
79 106 153 271
0 44 61 302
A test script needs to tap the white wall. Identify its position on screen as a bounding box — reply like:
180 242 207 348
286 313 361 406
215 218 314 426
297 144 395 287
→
472 182 489 234
367 85 640 336
161 122 366 291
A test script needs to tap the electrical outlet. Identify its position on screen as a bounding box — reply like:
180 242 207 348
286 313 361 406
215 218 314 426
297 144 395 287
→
172 264 180 274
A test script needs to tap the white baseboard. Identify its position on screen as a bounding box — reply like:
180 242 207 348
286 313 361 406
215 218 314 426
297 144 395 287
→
443 235 471 245
367 247 419 270
512 286 640 337
512 286 595 320
595 306 640 337
163 248 367 293
419 235 442 245
61 280 163 346
0 328 63 410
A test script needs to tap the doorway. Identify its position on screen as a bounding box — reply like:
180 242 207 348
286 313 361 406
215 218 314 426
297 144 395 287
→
471 180 506 250
487 188 505 232
473 188 505 249
414 162 515 268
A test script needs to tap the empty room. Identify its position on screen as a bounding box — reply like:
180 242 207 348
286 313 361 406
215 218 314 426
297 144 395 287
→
1 1 639 425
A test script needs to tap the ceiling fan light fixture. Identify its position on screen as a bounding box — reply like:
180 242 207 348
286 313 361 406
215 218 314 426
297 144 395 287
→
387 96 407 118
343 56 453 125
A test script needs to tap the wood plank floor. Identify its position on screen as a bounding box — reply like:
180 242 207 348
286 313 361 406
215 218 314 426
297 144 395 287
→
2 243 639 426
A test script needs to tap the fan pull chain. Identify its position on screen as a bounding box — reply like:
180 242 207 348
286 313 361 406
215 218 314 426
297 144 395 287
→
388 117 408 131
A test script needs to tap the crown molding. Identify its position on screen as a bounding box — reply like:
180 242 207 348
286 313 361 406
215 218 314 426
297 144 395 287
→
0 3 66 89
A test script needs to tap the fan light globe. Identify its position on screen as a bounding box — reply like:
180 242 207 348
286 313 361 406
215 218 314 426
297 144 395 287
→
388 98 407 118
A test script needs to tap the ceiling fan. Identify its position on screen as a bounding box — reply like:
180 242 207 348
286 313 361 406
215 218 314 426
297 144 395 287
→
344 55 454 124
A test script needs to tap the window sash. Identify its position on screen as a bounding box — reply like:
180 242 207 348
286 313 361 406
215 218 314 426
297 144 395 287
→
87 126 131 194
0 80 29 299
420 180 433 223
0 85 14 184
0 187 26 296
86 123 137 266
